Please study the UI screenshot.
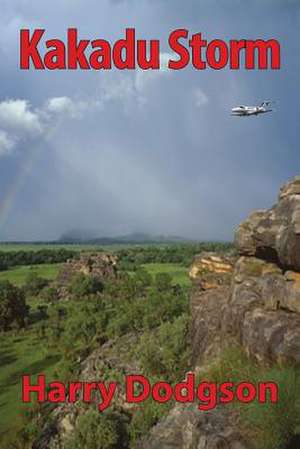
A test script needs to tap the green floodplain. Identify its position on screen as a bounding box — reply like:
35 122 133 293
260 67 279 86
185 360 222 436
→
0 242 197 446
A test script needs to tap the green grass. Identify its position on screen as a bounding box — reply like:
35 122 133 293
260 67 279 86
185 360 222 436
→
204 345 300 449
0 262 191 287
0 264 61 286
142 263 191 286
0 258 191 289
0 330 60 445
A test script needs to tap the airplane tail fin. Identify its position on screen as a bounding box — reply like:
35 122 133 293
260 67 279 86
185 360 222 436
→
261 100 276 108
261 101 271 107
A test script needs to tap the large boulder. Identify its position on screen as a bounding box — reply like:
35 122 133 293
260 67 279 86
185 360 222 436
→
140 404 250 449
235 176 300 271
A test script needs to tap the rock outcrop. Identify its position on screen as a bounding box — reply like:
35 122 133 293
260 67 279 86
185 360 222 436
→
235 175 300 270
57 253 118 285
189 252 235 290
224 256 300 365
140 404 248 449
141 177 300 449
189 178 300 367
55 253 118 298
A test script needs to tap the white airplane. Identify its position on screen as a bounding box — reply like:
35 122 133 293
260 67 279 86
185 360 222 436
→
231 101 273 117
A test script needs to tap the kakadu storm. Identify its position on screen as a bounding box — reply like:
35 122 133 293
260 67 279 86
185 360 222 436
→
20 28 281 71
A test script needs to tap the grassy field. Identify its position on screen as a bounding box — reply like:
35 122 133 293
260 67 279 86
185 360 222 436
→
0 262 191 287
143 263 191 286
0 263 61 286
0 331 60 445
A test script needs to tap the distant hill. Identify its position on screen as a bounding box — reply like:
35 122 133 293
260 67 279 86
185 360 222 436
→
58 230 191 245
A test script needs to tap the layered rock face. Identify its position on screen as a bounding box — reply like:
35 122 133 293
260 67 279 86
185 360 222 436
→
141 177 300 449
57 253 118 285
189 252 235 290
226 256 300 365
191 177 300 368
231 176 300 365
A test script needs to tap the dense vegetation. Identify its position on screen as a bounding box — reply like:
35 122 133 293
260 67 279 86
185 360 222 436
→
1 242 296 449
0 245 193 449
116 241 233 270
0 249 77 272
0 241 233 273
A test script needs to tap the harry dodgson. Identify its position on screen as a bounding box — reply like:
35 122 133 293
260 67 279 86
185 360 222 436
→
19 28 281 71
22 374 279 412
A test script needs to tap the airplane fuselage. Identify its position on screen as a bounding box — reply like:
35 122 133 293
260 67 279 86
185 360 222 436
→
231 105 272 116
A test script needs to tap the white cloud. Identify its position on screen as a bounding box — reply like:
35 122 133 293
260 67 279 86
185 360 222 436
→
0 130 16 156
0 96 91 158
47 97 75 114
193 88 209 107
46 96 86 118
0 99 43 135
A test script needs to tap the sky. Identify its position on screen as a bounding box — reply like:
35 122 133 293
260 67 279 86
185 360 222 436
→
0 0 299 241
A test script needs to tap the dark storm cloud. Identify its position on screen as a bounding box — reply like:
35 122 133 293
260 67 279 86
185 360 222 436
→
0 0 299 241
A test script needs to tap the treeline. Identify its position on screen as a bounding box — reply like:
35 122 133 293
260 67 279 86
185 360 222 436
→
0 249 77 271
116 242 234 270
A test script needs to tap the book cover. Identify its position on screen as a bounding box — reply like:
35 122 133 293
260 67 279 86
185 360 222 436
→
0 1 299 449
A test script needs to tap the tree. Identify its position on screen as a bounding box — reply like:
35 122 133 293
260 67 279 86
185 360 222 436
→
0 281 28 331
154 273 172 292
40 286 59 303
69 274 103 299
135 268 152 288
24 272 48 297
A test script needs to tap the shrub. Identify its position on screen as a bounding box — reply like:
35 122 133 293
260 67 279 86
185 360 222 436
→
135 268 152 288
154 272 172 291
24 272 49 297
40 286 59 303
243 366 300 449
69 274 103 298
129 396 171 448
137 314 190 381
205 345 300 449
66 409 129 449
0 281 28 331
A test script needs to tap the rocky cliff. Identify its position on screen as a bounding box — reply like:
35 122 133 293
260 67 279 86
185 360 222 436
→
141 177 300 449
